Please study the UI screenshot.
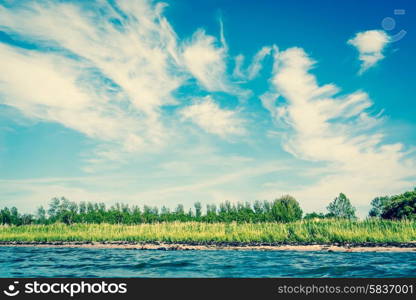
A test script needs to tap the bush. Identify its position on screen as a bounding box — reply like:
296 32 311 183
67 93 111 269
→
303 212 326 220
381 189 416 220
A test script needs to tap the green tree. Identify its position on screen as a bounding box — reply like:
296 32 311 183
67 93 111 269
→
21 214 33 225
205 204 217 222
36 206 47 224
79 201 87 214
368 196 390 217
326 193 356 219
10 207 20 225
194 202 202 218
48 197 61 218
381 189 416 220
175 204 184 215
271 195 303 223
253 200 264 214
0 207 11 225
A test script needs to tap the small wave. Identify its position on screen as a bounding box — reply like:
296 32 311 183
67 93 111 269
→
2 248 415 277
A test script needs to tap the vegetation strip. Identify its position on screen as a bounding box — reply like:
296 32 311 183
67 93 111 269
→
2 189 416 226
1 220 416 244
1 189 415 251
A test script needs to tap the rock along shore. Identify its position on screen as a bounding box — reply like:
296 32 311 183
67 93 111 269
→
1 241 416 252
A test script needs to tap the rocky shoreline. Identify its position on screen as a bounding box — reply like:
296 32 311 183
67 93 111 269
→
1 241 416 252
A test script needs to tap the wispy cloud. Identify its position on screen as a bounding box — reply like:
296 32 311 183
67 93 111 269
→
0 0 254 172
233 46 274 81
0 0 255 167
262 47 415 211
0 0 186 159
0 43 147 151
179 95 245 138
182 29 245 96
348 30 390 74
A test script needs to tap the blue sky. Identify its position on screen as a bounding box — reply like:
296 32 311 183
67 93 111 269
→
0 0 415 217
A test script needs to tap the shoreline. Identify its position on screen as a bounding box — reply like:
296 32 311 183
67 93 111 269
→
1 241 416 252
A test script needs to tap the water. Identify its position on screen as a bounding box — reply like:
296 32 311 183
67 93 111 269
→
1 247 415 277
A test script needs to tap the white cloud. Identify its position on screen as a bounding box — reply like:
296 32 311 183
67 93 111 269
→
348 30 390 74
247 46 273 80
0 0 186 161
179 96 245 138
0 1 184 113
233 46 273 80
233 54 246 79
0 43 147 149
0 0 254 170
263 47 416 213
182 29 243 95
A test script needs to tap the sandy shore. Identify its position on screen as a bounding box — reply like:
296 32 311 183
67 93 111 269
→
1 241 416 252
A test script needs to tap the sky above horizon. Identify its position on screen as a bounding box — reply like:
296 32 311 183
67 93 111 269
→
0 0 415 217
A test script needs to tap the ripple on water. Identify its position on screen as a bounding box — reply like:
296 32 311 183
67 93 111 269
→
1 247 416 277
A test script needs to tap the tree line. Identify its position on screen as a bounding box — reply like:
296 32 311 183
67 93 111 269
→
0 188 415 226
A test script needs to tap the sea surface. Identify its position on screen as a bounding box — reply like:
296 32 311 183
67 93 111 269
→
1 247 415 277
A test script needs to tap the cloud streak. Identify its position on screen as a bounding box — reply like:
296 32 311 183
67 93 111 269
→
233 46 274 81
263 47 415 211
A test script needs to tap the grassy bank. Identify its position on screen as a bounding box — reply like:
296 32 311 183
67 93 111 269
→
1 219 416 244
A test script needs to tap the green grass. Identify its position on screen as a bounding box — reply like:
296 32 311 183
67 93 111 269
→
1 219 416 244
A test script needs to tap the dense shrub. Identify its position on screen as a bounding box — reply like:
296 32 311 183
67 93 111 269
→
381 190 416 220
303 212 327 220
